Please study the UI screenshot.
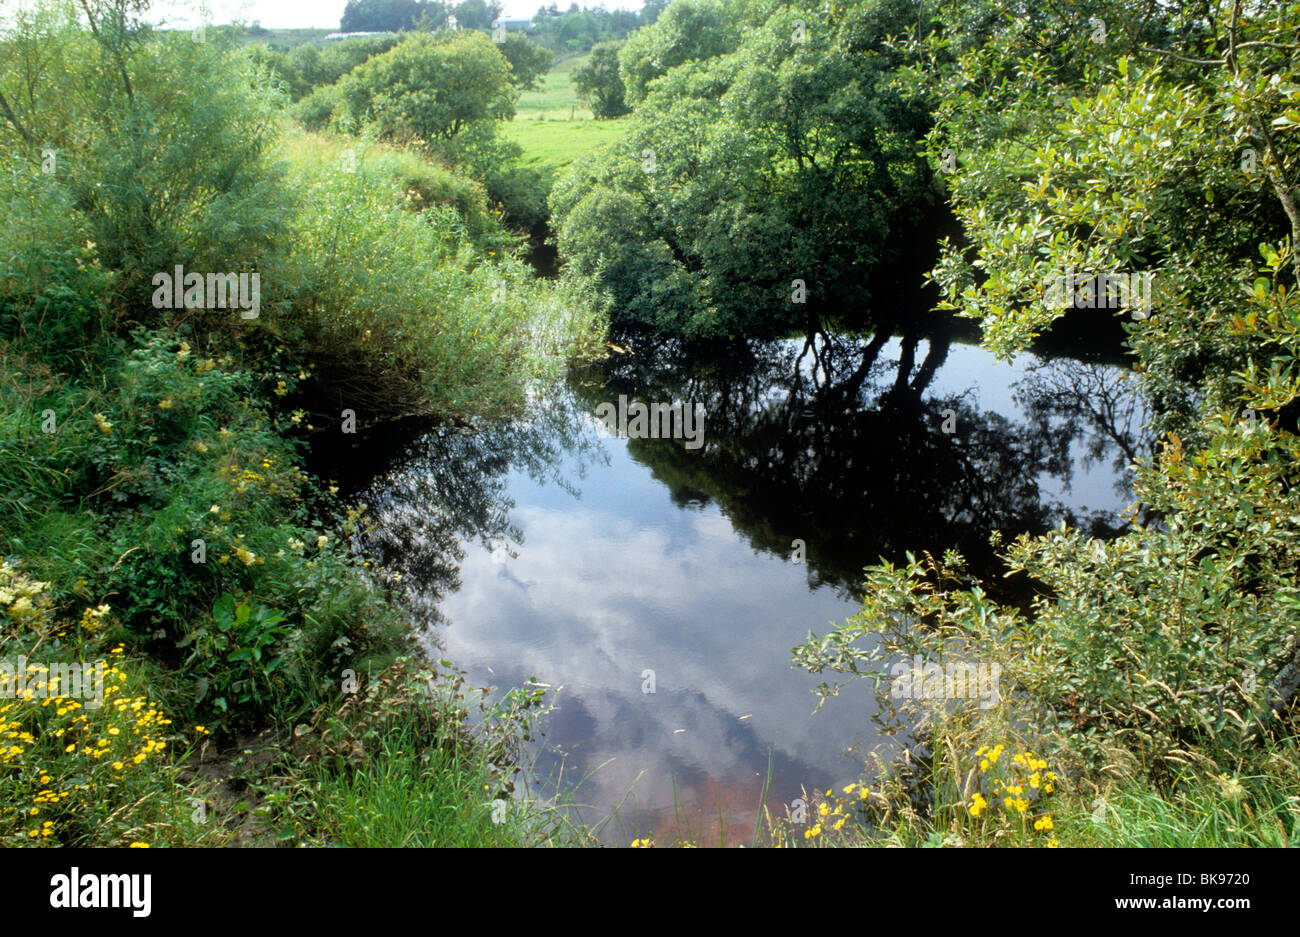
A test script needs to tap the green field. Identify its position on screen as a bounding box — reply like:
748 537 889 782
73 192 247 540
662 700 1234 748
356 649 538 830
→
506 53 629 179
503 117 627 178
515 52 596 120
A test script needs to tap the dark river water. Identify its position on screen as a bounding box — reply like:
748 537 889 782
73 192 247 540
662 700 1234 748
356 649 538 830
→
328 327 1141 846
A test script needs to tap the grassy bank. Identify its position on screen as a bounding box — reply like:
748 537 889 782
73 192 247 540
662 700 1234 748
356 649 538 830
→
503 53 629 197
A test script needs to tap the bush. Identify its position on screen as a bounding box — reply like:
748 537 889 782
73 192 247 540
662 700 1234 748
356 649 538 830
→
0 158 114 370
277 132 601 418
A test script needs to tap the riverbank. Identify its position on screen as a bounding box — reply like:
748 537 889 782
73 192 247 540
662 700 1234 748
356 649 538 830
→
0 18 603 847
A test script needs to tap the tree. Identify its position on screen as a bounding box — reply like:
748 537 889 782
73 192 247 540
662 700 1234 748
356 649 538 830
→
335 30 515 149
551 0 940 338
617 0 742 105
340 0 438 32
572 41 629 118
452 0 503 31
525 2 665 54
496 33 551 91
252 35 402 101
0 1 289 334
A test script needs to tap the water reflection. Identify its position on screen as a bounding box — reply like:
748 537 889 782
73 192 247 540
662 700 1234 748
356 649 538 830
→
342 328 1139 844
570 332 1134 598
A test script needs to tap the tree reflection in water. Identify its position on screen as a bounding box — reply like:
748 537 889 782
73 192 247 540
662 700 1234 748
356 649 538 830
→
339 321 1143 627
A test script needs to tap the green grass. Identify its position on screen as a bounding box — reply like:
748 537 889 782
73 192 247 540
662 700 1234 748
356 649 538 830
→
504 54 629 185
293 742 527 847
502 118 628 178
515 52 594 120
265 712 585 847
1060 778 1300 848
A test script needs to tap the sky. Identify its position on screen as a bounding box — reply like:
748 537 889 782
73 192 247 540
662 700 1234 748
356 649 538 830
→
143 1 642 30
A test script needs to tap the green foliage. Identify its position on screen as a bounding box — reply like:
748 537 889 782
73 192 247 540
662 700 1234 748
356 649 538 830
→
340 0 446 33
447 0 501 32
572 41 630 118
250 35 402 101
0 17 291 326
0 560 222 847
496 33 552 91
183 594 291 715
552 0 939 338
0 0 605 849
334 30 516 151
277 131 601 416
260 657 572 847
336 0 506 33
617 0 743 105
794 0 1300 832
526 2 663 55
1071 763 1300 848
292 82 343 131
0 331 412 728
0 158 114 369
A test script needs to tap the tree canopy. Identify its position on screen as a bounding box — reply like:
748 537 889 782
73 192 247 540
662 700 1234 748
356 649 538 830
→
334 30 516 148
571 40 630 118
551 0 942 339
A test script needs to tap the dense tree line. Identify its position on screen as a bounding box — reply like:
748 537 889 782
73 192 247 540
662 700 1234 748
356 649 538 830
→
339 0 503 33
526 1 667 52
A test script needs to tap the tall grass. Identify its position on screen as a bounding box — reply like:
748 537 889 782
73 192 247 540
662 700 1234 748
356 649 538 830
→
282 719 532 848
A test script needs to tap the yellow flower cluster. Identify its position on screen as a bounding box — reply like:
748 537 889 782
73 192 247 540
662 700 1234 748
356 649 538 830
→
1 660 175 845
79 604 111 634
219 451 301 499
629 837 654 848
802 783 871 842
968 745 1060 847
